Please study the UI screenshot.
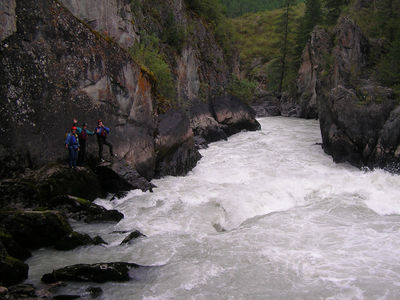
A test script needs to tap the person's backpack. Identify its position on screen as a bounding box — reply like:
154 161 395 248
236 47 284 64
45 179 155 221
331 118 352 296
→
79 130 88 141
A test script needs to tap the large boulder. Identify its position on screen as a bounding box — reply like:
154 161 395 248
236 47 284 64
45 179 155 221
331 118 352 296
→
155 109 201 177
211 95 261 137
41 262 147 283
0 164 105 209
0 210 72 249
96 161 155 192
189 100 227 143
0 240 29 287
48 195 124 223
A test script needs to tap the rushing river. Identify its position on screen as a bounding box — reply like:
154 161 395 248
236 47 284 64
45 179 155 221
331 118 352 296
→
28 117 400 299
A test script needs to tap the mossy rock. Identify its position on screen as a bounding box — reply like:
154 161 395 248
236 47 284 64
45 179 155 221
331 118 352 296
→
54 232 107 251
0 210 72 250
0 255 29 287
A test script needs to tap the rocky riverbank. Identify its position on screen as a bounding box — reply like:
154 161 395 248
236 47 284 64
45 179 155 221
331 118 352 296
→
0 0 261 295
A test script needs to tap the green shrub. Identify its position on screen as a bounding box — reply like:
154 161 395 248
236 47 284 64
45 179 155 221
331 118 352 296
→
128 34 176 101
228 74 257 103
163 13 187 51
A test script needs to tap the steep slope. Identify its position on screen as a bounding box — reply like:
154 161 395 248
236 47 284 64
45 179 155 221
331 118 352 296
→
299 15 400 170
0 0 156 178
0 0 260 179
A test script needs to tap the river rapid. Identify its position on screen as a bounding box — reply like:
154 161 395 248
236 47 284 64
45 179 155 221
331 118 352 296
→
27 117 400 299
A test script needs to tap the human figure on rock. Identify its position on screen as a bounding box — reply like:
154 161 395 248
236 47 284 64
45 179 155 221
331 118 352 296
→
95 119 116 162
65 126 80 168
75 122 95 165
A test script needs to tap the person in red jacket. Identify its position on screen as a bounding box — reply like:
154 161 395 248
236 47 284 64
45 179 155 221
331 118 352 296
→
95 120 115 162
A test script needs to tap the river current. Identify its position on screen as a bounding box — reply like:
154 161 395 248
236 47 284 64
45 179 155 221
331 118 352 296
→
28 117 400 299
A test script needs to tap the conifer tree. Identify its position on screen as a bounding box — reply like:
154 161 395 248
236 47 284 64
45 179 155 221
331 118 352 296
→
324 0 348 25
276 0 295 93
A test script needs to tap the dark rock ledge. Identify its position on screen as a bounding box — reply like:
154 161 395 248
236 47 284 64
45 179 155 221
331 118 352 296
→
41 262 149 283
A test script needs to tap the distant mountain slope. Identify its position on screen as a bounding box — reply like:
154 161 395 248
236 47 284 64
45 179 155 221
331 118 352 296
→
221 0 304 17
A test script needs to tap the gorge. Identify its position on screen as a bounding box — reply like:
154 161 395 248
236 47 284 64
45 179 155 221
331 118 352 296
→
1 0 400 298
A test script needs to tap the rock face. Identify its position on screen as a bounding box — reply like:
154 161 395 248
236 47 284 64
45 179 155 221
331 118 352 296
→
211 95 261 137
0 0 155 179
0 0 259 182
303 17 400 169
0 0 16 41
41 262 146 283
155 109 201 177
96 161 155 192
296 27 333 119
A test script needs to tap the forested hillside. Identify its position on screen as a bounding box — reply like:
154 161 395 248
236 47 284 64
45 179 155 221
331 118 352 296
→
220 0 304 17
232 0 400 98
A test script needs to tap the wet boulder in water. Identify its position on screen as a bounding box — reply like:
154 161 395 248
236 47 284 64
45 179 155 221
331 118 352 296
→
96 161 155 193
41 262 147 283
211 95 261 137
48 195 124 223
155 109 202 177
189 100 227 144
120 230 146 245
54 232 107 251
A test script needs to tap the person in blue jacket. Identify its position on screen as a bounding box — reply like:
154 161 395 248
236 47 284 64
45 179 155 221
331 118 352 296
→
65 126 80 168
95 119 115 162
76 122 95 165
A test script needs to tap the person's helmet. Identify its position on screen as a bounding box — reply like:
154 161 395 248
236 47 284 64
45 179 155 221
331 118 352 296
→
97 119 102 124
72 126 77 130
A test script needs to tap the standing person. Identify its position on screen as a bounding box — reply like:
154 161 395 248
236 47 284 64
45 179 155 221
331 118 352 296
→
77 122 95 165
95 119 115 162
65 126 80 168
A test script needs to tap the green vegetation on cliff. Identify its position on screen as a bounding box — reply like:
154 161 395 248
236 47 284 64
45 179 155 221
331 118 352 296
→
348 0 400 93
220 0 304 17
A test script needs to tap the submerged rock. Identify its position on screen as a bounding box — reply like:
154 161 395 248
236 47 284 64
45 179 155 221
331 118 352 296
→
120 230 146 245
41 262 146 283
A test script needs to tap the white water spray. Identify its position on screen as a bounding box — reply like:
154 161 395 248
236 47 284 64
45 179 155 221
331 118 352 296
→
28 117 400 299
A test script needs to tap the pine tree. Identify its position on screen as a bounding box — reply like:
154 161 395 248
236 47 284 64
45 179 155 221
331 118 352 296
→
324 0 348 25
276 0 295 93
303 0 322 34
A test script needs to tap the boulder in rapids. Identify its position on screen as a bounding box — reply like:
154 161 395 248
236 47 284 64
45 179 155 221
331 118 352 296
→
48 195 124 223
211 95 261 137
96 161 155 193
189 100 227 144
54 232 107 251
155 109 202 177
120 230 146 245
41 262 148 283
